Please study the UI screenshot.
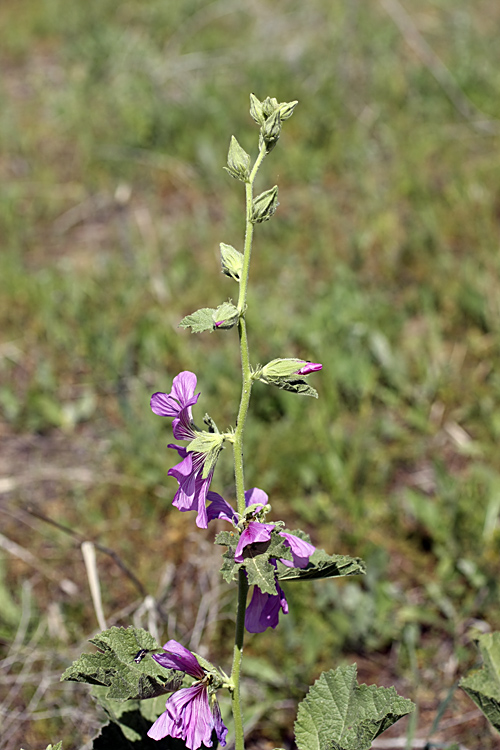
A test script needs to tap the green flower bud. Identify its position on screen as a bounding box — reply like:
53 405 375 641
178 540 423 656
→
224 136 251 182
278 100 298 121
249 93 265 125
213 301 240 330
259 110 282 154
261 96 280 118
260 358 312 380
251 186 279 224
220 243 244 282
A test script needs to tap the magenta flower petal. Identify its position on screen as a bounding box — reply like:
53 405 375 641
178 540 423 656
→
152 640 204 679
244 487 269 509
296 361 322 375
234 521 274 563
150 371 200 418
148 684 213 749
279 532 316 568
207 492 238 524
245 583 288 633
148 641 227 749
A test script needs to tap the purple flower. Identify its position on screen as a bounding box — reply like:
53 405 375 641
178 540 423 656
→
234 521 275 562
148 640 227 750
151 372 222 529
207 486 316 632
245 579 289 633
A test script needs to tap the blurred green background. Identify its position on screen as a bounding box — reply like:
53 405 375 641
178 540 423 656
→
1 0 500 747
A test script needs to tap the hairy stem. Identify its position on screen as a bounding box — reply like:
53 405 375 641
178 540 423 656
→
230 143 267 750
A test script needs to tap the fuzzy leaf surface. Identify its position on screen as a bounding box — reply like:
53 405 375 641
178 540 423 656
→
276 548 366 582
179 308 216 333
261 375 318 398
61 627 182 700
460 632 500 732
295 664 415 750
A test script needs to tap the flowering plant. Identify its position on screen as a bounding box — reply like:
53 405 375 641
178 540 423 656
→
62 94 417 750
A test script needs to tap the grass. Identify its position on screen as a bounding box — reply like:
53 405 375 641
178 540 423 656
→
1 0 500 747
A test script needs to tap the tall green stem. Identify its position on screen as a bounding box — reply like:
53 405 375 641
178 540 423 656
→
230 144 267 750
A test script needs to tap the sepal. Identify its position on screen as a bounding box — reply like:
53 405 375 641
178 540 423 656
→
294 664 415 750
224 135 251 182
251 186 279 224
186 432 224 478
220 242 244 282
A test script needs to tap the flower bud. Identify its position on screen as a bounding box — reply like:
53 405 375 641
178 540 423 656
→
260 358 322 380
278 100 298 121
251 186 279 224
213 302 240 330
249 93 265 125
259 110 282 153
261 96 280 118
220 243 244 282
224 136 251 182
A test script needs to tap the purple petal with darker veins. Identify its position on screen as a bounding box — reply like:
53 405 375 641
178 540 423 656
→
279 532 316 568
172 407 197 441
150 392 182 418
245 583 288 633
147 683 214 749
234 521 274 562
207 493 237 524
170 371 198 408
244 487 269 508
212 700 228 746
152 639 204 679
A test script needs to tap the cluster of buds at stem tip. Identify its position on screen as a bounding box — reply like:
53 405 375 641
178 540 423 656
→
249 94 298 154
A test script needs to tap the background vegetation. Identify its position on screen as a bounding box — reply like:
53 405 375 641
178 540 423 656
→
1 0 500 747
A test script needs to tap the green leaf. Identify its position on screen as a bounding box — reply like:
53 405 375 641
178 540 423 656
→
264 375 318 398
61 627 182 701
245 556 279 595
295 664 415 750
179 308 216 333
460 632 500 733
276 548 366 582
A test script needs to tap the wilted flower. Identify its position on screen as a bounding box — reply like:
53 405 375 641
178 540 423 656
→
207 487 315 632
148 640 227 750
151 372 223 528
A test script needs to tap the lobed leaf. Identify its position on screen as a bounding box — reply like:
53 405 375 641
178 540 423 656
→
276 548 366 582
460 631 500 733
61 627 182 701
295 664 415 750
179 308 216 333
